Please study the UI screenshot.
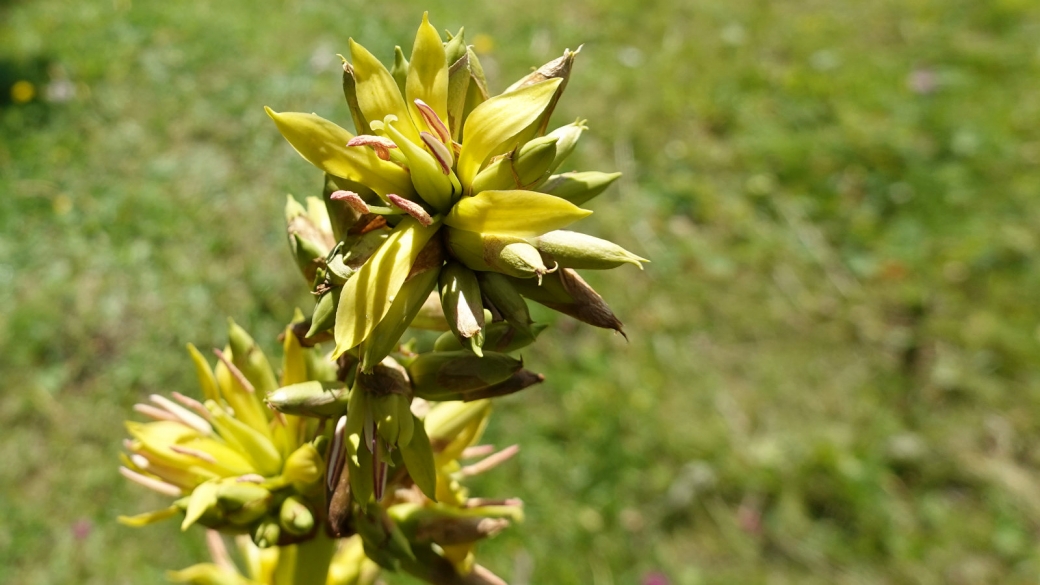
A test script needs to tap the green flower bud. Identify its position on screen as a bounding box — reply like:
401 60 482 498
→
443 28 467 68
433 322 544 354
477 271 534 336
279 496 316 537
281 442 325 493
266 381 350 418
470 135 558 193
252 518 281 548
407 350 522 399
544 119 586 175
444 228 551 279
217 481 271 526
390 46 409 96
439 261 486 356
340 58 369 135
307 287 340 338
446 50 471 142
462 368 545 401
532 230 647 270
227 319 279 395
539 171 621 206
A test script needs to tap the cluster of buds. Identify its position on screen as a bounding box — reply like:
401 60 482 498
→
120 13 643 585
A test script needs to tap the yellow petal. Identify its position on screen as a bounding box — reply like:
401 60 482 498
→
117 506 181 528
444 190 591 237
349 39 421 146
186 344 220 403
406 13 449 135
456 78 562 189
333 218 440 356
265 108 414 200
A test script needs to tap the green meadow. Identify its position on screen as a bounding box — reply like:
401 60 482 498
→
4 0 1040 582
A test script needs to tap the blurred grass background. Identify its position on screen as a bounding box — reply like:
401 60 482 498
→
4 0 1040 583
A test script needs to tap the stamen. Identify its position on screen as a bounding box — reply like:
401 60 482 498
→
236 474 265 484
119 466 183 497
420 131 453 173
347 135 398 161
205 530 236 572
130 454 151 469
169 445 218 464
133 403 179 423
414 99 451 143
171 392 213 422
463 497 524 509
330 190 371 215
212 349 256 394
458 444 520 477
387 194 434 227
461 444 497 459
150 394 213 435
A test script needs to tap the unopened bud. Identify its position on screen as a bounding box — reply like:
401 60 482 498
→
509 268 625 336
279 496 316 537
544 120 587 174
391 45 409 95
445 228 551 280
266 381 350 417
539 171 621 206
477 272 534 336
281 442 325 493
252 518 281 548
340 57 369 135
217 481 271 526
408 351 521 399
439 262 486 356
532 230 647 270
307 287 340 338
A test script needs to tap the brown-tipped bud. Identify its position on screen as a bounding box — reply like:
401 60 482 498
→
327 444 354 537
508 268 625 336
340 57 369 135
539 171 621 206
532 230 648 270
279 496 316 537
433 321 544 354
477 271 534 335
445 228 551 280
463 369 545 401
417 516 511 546
505 46 579 136
265 381 350 418
407 350 522 399
439 262 486 356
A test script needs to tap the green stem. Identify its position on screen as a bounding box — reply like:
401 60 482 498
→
289 531 338 585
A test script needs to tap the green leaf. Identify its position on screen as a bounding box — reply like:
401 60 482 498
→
264 108 414 200
456 78 562 189
334 218 440 356
444 189 591 236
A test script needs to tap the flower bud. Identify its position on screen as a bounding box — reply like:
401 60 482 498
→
265 381 350 418
539 171 621 206
227 319 279 395
476 271 533 335
445 228 551 279
444 28 468 68
390 46 409 95
544 120 586 175
433 322 543 354
508 268 625 335
532 230 647 270
407 350 521 399
252 518 281 548
279 496 316 537
340 58 369 135
307 287 340 338
217 481 272 526
281 442 325 493
439 262 486 356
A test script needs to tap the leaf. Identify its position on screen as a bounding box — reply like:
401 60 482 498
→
444 190 591 236
265 108 414 200
334 218 440 356
456 78 562 189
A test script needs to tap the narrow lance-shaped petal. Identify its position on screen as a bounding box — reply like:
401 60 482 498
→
349 38 421 146
333 217 440 357
265 108 414 201
406 13 449 137
456 78 562 190
444 189 591 237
